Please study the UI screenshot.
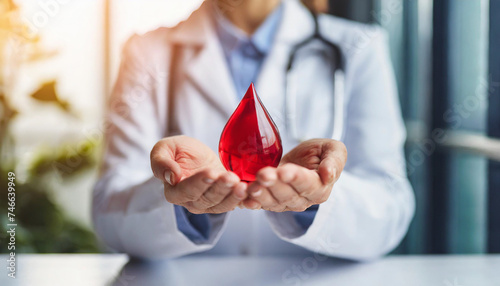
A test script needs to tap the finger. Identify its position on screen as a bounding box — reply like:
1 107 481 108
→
255 166 304 210
270 181 309 212
151 146 182 186
255 167 278 187
193 172 240 209
241 198 261 210
318 141 347 185
318 157 337 185
207 181 248 213
253 167 289 210
246 182 279 211
165 169 218 204
278 163 323 202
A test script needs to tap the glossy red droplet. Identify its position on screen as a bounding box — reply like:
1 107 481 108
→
219 83 283 182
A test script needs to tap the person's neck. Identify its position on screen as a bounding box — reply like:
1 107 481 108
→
215 0 281 35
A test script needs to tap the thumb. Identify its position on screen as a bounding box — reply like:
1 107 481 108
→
318 141 347 185
151 150 182 186
318 157 337 185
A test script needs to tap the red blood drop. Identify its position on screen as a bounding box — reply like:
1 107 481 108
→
219 83 283 182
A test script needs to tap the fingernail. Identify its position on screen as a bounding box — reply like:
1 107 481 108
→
164 171 173 185
331 168 337 181
250 203 260 210
260 180 274 187
203 177 215 184
225 182 235 188
252 189 263 197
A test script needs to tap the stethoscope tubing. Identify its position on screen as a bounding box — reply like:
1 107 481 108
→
284 10 345 142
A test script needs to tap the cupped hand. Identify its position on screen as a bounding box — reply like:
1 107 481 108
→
150 135 248 214
242 139 347 212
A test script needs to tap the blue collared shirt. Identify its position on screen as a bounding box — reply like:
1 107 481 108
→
174 4 318 243
214 3 283 98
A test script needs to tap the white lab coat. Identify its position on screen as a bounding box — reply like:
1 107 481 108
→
92 0 415 261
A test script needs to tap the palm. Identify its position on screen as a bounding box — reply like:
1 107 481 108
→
281 140 326 171
151 136 248 214
241 139 346 211
157 136 224 181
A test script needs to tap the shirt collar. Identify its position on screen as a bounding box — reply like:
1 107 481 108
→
212 3 283 55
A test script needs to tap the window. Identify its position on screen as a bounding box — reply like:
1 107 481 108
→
328 0 499 254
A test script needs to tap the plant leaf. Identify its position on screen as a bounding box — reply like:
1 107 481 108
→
30 80 71 112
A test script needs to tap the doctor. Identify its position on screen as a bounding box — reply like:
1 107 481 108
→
93 0 415 260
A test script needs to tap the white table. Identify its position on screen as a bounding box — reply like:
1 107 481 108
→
1 254 499 286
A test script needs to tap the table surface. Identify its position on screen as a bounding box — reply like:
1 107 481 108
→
1 254 499 286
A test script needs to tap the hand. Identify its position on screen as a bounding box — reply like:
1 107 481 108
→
242 139 347 212
150 135 248 214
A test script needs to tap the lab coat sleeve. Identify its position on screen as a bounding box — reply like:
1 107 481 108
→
265 27 415 261
92 34 227 259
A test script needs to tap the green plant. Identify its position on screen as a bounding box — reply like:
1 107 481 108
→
0 0 100 253
0 167 99 253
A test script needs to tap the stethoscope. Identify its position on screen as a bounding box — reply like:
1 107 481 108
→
284 7 346 142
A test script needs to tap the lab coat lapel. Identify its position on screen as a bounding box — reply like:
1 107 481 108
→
184 33 238 117
170 1 238 118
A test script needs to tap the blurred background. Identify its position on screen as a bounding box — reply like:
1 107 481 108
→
0 0 498 255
